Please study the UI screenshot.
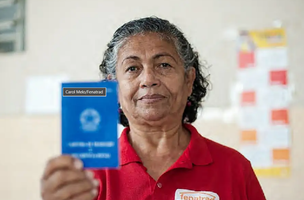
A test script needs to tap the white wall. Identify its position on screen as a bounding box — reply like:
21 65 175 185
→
0 0 304 199
1 0 303 115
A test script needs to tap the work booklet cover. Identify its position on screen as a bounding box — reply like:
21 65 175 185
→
61 81 119 168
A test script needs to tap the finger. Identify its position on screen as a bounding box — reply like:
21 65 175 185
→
43 169 95 193
52 179 99 200
70 189 98 200
42 155 83 180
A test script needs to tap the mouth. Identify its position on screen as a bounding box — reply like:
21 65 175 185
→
138 94 166 103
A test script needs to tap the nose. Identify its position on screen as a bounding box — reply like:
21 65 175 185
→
140 67 160 88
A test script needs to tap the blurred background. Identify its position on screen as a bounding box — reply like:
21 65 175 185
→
0 0 303 199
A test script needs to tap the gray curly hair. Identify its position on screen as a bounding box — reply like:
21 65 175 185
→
99 16 209 127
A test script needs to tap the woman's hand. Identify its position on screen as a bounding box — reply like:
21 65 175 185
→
40 155 99 200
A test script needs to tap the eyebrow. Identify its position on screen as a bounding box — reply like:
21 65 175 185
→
152 53 178 63
122 56 140 64
121 52 178 64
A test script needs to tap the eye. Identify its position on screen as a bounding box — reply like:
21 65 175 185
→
160 63 171 68
126 66 138 72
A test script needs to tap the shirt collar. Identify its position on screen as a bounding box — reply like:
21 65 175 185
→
119 127 142 165
119 124 213 166
183 123 213 166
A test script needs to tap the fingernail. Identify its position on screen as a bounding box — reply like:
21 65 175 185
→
85 170 94 179
92 179 99 186
91 189 98 196
73 159 83 169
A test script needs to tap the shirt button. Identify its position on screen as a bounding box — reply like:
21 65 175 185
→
157 182 162 188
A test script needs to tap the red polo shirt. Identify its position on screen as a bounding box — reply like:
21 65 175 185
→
94 124 266 200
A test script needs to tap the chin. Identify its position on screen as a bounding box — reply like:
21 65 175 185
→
139 109 167 122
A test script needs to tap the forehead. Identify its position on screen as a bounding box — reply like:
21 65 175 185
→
117 32 180 59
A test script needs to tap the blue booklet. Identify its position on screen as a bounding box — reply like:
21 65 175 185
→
61 81 119 168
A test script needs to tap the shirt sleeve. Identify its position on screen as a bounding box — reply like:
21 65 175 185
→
245 161 267 200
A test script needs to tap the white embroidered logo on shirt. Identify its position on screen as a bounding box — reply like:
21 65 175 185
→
175 189 220 200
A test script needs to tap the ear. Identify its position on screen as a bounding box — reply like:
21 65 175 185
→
107 74 112 80
117 82 122 107
186 67 196 96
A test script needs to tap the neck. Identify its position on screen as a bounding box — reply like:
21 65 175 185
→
127 122 190 156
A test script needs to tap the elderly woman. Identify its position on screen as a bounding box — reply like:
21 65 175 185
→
41 17 266 200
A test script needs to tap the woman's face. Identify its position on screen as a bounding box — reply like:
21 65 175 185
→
116 32 195 125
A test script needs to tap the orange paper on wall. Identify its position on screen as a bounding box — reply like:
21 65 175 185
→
271 109 289 125
241 91 256 105
272 148 290 162
241 130 257 143
238 52 255 69
270 70 287 85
